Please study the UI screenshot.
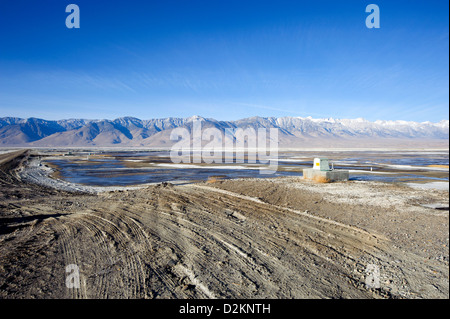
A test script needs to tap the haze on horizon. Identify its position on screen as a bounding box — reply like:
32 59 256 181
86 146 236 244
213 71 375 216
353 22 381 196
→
0 0 448 123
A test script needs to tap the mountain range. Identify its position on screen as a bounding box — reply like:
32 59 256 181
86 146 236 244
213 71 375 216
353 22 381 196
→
0 116 448 148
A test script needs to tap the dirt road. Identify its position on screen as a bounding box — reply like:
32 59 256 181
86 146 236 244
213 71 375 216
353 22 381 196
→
0 150 448 298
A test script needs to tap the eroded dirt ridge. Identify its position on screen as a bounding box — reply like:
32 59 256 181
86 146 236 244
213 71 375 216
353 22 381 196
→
0 150 448 298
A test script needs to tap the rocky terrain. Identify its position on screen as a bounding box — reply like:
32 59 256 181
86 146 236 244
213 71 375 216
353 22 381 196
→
0 150 448 299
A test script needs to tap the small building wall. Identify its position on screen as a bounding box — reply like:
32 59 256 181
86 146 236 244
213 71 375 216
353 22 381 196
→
303 168 349 182
313 158 330 171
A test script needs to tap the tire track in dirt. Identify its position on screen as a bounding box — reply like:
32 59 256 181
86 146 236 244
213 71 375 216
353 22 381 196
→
96 185 384 298
182 183 449 298
188 185 387 260
141 188 320 296
67 212 121 298
177 184 391 297
2 150 448 299
55 221 87 299
77 210 148 298
0 181 393 298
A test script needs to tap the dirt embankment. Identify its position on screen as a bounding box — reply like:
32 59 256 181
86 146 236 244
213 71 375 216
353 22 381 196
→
0 151 448 299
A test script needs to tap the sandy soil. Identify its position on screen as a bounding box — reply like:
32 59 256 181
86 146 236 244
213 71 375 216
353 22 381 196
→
0 150 448 299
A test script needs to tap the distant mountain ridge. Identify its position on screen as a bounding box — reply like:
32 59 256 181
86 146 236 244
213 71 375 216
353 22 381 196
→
0 116 448 148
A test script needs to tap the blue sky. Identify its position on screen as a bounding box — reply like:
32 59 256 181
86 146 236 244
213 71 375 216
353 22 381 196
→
0 0 448 122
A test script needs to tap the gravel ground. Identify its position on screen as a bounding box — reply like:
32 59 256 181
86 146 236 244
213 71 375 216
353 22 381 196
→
0 150 448 299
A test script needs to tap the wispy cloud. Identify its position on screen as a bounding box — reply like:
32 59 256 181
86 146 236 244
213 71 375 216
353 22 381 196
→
232 102 326 118
29 70 138 93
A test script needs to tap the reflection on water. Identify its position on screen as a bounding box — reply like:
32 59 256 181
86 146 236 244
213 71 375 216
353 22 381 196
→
46 150 449 187
47 159 299 186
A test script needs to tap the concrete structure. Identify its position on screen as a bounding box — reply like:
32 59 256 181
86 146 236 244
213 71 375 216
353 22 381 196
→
303 158 349 182
313 158 330 171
